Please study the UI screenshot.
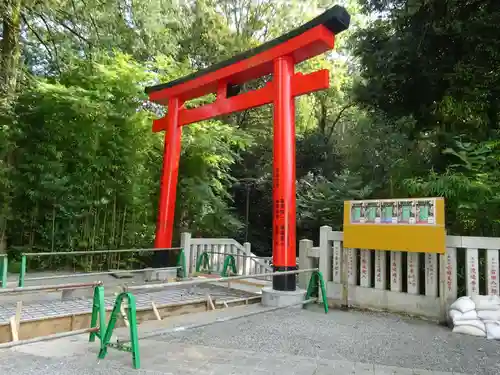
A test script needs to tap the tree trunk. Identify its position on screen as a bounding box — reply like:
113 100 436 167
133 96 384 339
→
0 0 23 253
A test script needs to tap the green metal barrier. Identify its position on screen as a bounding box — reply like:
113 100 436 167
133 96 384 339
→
89 285 107 345
0 255 7 288
176 249 187 278
221 254 237 277
98 292 140 369
97 269 326 369
18 255 26 287
305 270 328 313
195 251 212 274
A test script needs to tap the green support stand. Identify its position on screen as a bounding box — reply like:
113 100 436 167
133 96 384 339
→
176 249 187 278
305 271 329 314
195 252 211 274
0 256 7 289
221 254 237 277
98 292 140 369
18 255 26 287
89 285 106 345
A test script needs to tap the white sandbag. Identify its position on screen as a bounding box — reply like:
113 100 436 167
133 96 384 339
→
450 296 476 313
472 295 500 311
453 325 487 337
478 310 500 321
453 319 486 332
449 309 478 322
485 321 500 340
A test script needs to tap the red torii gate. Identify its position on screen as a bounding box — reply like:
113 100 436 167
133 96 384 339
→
145 5 350 292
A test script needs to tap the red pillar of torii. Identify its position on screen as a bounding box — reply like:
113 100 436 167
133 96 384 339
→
145 5 350 291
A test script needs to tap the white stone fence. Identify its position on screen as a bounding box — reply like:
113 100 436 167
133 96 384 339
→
179 233 273 278
298 226 500 321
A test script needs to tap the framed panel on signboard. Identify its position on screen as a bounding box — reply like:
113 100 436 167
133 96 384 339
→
343 197 445 253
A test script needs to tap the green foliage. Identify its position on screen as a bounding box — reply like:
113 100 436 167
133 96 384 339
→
349 0 500 237
405 138 500 236
1 0 499 265
297 171 371 237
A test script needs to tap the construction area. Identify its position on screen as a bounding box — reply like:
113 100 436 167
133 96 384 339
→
0 262 500 375
1 301 500 375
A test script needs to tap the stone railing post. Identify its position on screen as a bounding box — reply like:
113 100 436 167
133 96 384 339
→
319 226 332 281
243 242 251 275
298 239 313 290
318 226 333 301
180 232 192 275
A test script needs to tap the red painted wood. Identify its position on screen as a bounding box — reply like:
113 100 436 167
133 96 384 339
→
148 25 335 104
152 69 329 132
150 23 339 277
155 97 183 249
272 56 296 268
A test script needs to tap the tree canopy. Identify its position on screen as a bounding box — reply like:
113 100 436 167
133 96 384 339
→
1 0 498 260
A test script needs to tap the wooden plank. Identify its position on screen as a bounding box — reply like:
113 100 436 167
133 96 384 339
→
15 302 22 332
206 294 215 310
0 296 262 344
10 317 18 342
152 302 162 321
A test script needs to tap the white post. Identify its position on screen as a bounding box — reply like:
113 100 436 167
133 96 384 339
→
390 251 402 292
407 253 420 295
243 242 251 275
466 248 479 296
180 232 192 276
374 250 387 290
443 247 457 302
299 239 314 290
319 226 332 284
486 249 499 295
359 249 372 288
425 253 438 297
332 240 342 283
319 226 332 302
347 248 357 286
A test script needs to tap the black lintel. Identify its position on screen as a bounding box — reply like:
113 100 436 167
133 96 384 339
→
145 5 350 95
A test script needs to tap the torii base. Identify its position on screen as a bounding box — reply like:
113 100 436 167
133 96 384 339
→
261 286 306 309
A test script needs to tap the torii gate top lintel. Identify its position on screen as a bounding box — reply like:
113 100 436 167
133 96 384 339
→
148 5 350 293
146 5 350 124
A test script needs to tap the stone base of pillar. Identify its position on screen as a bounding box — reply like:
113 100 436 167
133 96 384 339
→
261 286 306 309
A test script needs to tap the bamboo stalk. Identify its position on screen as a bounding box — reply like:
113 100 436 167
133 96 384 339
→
51 205 56 253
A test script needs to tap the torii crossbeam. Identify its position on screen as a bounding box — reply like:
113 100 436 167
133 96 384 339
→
145 5 350 292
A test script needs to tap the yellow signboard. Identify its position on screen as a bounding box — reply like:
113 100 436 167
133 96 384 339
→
343 198 445 253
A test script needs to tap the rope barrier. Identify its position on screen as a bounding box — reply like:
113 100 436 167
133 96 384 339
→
118 298 318 344
22 266 180 282
124 268 320 292
17 247 187 287
0 281 103 295
98 268 328 369
0 327 99 349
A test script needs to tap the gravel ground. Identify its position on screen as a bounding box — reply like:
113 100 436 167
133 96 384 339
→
1 305 500 374
158 305 500 375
